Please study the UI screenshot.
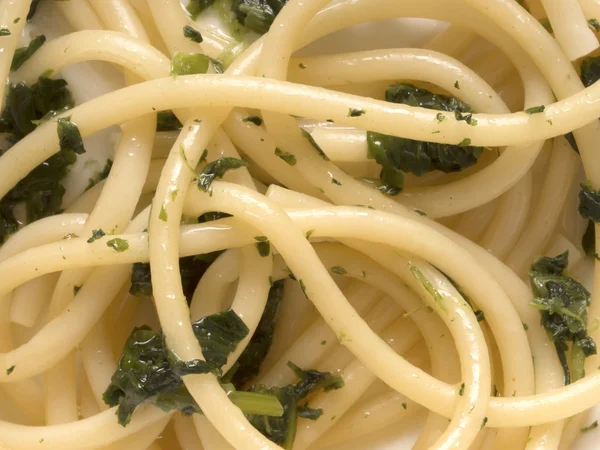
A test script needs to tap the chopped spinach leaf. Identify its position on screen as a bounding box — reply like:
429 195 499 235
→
231 0 289 35
331 266 347 275
87 229 105 243
366 83 483 194
246 362 343 449
186 0 216 19
156 111 182 131
11 35 46 71
104 311 274 426
529 252 597 384
579 181 600 223
197 157 249 192
525 105 545 114
57 117 86 155
301 129 329 161
130 253 221 302
582 421 599 433
106 238 129 253
86 159 113 191
274 148 296 166
27 0 42 20
581 56 600 88
230 280 284 387
583 220 595 257
183 25 203 43
348 108 365 117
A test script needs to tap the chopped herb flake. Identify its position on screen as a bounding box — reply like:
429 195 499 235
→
87 229 106 243
11 35 46 71
243 116 263 126
170 51 210 76
274 148 297 166
348 108 366 117
331 266 347 275
6 365 15 375
525 105 545 114
197 157 249 192
159 205 168 222
183 25 203 43
106 238 129 253
57 117 86 155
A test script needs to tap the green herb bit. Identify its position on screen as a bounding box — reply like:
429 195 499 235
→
301 129 329 161
0 28 10 36
331 178 342 186
156 110 182 131
331 266 347 275
229 281 284 386
243 116 263 126
454 80 460 89
86 159 113 191
299 63 307 69
159 205 168 222
74 285 81 295
579 181 600 223
348 108 366 117
87 229 106 243
57 117 86 155
255 240 271 257
275 148 297 166
106 238 129 253
481 417 488 429
401 402 407 410
299 279 308 298
170 51 210 76
231 0 288 34
183 25 203 43
582 420 599 433
197 157 249 192
305 229 315 240
589 19 600 32
410 265 447 313
6 365 15 375
525 105 545 114
11 35 46 71
436 113 445 123
458 138 471 147
529 252 597 385
459 383 465 396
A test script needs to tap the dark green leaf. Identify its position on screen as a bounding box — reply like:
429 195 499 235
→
186 0 216 19
87 229 105 243
57 117 86 155
274 148 296 166
0 28 10 36
197 157 249 192
589 19 600 32
27 0 42 20
246 362 343 449
11 35 46 71
583 220 596 256
129 253 221 302
529 252 597 385
156 111 182 131
86 159 112 191
231 0 288 34
192 310 249 369
231 281 284 387
183 25 203 43
348 108 365 117
300 129 329 161
581 56 600 87
525 105 545 114
579 181 600 223
366 83 483 194
106 238 129 252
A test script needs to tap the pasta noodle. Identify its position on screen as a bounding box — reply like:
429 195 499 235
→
2 0 600 449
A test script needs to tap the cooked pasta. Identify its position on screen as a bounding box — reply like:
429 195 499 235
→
1 0 600 449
